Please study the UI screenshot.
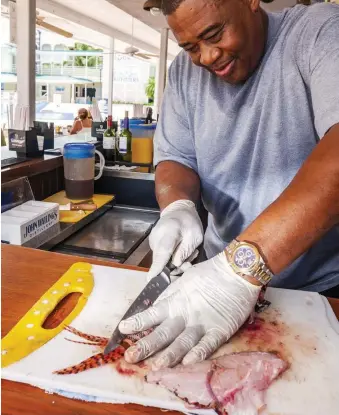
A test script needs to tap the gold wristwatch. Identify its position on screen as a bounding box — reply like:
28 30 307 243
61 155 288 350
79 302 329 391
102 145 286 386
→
225 239 273 285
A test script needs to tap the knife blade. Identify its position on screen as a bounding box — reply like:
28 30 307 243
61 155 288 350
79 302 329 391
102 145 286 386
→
103 266 172 355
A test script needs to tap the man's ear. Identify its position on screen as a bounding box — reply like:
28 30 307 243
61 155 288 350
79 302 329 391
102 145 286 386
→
248 0 261 13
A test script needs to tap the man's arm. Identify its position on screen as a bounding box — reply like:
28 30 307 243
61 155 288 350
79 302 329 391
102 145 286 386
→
238 123 339 275
155 161 201 210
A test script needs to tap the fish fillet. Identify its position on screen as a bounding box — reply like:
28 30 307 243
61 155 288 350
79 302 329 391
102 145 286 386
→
146 352 288 415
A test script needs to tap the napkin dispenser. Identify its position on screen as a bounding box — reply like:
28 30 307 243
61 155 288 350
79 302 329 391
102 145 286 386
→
8 124 54 157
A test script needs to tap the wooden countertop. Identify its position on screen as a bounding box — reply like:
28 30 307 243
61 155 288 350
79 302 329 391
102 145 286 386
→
1 154 63 183
2 244 339 415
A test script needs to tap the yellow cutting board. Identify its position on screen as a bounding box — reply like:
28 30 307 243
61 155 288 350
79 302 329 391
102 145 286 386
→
44 191 114 223
1 263 94 368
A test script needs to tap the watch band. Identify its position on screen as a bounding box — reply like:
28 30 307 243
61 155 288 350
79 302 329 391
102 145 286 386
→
225 239 273 285
251 261 273 285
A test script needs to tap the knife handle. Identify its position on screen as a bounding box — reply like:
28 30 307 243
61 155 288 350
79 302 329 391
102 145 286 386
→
70 203 97 211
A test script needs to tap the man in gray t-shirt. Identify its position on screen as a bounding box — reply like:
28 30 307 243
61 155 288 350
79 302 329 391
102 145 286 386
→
119 1 339 369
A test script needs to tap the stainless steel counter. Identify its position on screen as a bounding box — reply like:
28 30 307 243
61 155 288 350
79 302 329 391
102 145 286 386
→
63 205 158 257
52 205 159 266
101 169 155 181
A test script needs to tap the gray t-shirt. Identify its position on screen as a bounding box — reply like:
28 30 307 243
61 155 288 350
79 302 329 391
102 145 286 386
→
154 4 339 292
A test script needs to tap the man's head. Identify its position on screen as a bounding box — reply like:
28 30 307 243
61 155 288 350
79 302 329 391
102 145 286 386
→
78 108 88 120
164 0 268 84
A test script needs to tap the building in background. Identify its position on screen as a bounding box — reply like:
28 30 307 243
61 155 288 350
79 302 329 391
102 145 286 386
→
1 15 156 126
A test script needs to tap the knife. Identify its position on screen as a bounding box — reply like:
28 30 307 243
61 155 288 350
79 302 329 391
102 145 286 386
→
103 265 173 355
59 202 97 211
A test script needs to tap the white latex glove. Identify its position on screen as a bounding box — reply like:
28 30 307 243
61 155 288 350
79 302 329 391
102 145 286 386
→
119 252 261 369
148 200 204 281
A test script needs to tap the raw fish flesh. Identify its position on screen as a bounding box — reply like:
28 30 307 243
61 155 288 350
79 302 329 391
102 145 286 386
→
146 351 288 415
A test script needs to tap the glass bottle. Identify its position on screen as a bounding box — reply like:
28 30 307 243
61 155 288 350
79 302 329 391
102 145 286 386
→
103 115 115 163
119 111 132 162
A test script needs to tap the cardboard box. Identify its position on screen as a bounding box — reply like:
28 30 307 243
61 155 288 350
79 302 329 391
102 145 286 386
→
1 201 59 245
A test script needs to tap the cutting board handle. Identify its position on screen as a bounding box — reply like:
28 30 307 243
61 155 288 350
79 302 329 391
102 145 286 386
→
1 263 94 368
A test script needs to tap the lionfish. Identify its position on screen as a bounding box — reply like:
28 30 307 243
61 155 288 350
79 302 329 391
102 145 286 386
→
54 325 150 375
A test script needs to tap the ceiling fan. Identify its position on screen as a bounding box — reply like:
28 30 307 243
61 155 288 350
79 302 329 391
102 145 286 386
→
36 13 73 38
1 5 73 42
123 18 158 60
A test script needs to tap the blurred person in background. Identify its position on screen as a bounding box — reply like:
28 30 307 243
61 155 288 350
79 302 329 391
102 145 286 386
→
70 108 92 135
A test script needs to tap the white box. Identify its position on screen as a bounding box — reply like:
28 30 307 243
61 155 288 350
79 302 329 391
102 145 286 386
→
1 201 59 245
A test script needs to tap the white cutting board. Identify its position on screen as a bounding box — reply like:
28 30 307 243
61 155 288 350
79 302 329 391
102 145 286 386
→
2 263 339 415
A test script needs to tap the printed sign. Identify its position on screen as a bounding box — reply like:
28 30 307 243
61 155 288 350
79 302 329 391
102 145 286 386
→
22 209 59 242
9 131 26 149
92 121 107 139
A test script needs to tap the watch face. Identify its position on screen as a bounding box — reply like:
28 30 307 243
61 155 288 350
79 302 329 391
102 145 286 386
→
233 245 258 270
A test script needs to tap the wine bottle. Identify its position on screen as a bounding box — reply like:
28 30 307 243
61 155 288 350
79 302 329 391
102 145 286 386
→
145 107 153 124
103 115 115 163
119 111 132 162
